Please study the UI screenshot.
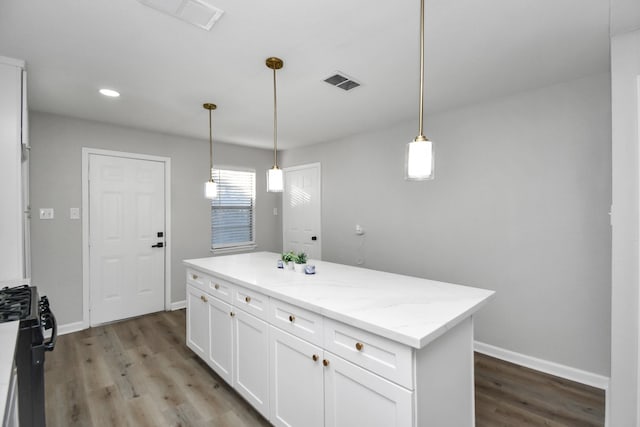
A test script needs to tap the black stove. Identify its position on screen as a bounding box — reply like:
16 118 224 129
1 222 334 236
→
0 284 56 427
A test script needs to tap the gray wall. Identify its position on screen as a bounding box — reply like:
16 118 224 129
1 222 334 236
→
281 73 612 376
29 112 282 325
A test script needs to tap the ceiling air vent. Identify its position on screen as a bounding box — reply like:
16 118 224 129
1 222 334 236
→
137 0 224 31
324 72 361 91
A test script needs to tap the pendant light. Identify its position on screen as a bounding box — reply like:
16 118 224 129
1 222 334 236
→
203 103 218 199
405 0 434 181
266 57 284 192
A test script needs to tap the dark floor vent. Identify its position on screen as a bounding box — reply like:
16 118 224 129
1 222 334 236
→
324 72 361 91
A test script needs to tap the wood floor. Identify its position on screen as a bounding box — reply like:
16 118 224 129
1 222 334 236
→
474 353 604 426
44 310 605 427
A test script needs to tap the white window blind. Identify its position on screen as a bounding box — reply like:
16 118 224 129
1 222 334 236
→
211 168 256 251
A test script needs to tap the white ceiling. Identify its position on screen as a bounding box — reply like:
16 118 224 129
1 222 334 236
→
0 0 610 150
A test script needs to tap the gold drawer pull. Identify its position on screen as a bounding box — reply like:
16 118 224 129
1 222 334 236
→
355 342 364 351
288 315 295 323
322 359 329 367
230 312 235 317
214 283 220 290
245 296 251 303
200 295 208 303
192 274 198 280
312 354 319 362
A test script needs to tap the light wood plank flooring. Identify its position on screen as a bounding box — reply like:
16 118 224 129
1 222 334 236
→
44 310 605 426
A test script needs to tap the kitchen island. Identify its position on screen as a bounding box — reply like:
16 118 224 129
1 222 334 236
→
184 252 494 427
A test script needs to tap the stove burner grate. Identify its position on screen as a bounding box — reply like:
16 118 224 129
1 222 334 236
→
0 285 32 322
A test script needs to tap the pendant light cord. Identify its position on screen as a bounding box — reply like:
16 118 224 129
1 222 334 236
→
273 67 278 168
418 0 425 138
209 108 213 180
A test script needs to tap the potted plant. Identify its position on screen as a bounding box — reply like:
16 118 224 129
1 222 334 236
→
281 251 296 270
294 252 308 273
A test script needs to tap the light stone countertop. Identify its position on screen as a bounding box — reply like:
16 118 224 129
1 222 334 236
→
0 321 18 420
184 252 495 349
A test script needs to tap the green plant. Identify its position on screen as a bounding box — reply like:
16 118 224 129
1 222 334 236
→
281 251 296 263
294 252 308 264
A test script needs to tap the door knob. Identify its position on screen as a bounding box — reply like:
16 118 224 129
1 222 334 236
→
151 242 164 248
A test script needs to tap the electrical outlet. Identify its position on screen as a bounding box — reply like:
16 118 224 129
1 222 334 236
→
70 207 80 219
39 208 54 220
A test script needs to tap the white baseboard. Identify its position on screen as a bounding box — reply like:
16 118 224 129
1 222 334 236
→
474 341 610 390
58 321 86 336
170 300 186 311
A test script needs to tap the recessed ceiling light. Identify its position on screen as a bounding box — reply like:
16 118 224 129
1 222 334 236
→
99 88 120 97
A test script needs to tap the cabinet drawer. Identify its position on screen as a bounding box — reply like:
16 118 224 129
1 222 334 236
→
186 269 208 293
234 286 269 321
208 276 234 304
270 298 324 347
324 318 413 389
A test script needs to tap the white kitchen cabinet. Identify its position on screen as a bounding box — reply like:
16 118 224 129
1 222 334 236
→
324 354 412 427
233 308 270 418
270 326 324 427
207 295 233 384
186 284 208 360
187 269 270 420
3 364 19 427
270 324 412 427
0 56 28 284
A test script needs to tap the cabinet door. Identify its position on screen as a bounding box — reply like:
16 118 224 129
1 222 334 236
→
0 60 25 283
234 309 270 418
207 295 234 384
270 327 324 427
324 354 413 427
186 284 209 360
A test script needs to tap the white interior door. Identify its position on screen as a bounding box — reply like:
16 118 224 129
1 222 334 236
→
89 153 166 325
283 163 321 260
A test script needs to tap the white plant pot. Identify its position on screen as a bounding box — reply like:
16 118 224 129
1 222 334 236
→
294 263 307 273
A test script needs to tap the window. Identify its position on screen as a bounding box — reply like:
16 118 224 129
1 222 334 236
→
211 168 256 252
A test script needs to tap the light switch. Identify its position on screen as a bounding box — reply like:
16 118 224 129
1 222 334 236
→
39 208 54 220
70 207 80 219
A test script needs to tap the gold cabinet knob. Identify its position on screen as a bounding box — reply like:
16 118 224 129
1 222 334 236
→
355 342 364 351
312 354 319 362
245 296 251 303
322 359 329 367
289 315 295 323
214 283 220 290
200 295 208 303
230 312 235 317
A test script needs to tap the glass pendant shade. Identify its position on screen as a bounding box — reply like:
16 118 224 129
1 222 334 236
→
205 179 218 199
267 167 283 192
405 138 434 180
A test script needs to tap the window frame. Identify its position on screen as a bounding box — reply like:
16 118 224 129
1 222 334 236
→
210 165 257 254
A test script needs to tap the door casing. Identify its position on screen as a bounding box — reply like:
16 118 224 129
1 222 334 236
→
81 148 172 329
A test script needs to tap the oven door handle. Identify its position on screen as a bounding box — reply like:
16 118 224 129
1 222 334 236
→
42 311 57 352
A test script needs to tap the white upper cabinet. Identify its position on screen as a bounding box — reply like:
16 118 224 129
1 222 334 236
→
0 56 27 284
